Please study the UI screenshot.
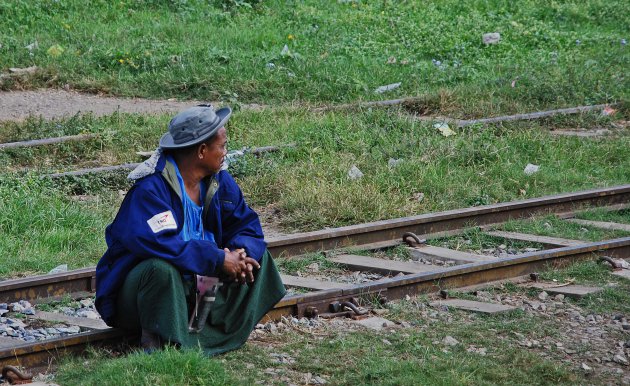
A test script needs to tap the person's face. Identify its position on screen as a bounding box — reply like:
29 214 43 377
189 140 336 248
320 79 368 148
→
201 127 228 174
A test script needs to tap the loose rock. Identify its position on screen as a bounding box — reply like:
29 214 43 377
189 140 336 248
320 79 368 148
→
442 335 459 346
482 32 501 45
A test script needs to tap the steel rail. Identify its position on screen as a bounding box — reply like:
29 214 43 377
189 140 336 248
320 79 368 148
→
267 236 630 320
2 236 628 370
267 184 630 257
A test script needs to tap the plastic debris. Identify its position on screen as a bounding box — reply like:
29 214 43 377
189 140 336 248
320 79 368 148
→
482 32 501 45
47 44 65 57
265 62 275 69
280 44 289 56
412 192 425 202
601 106 617 116
524 163 540 176
388 158 403 168
48 264 68 274
8 66 38 75
25 41 39 52
622 39 627 46
348 165 364 180
434 122 456 137
374 82 401 94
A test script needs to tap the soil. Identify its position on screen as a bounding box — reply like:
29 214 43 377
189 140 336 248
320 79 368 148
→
0 89 264 122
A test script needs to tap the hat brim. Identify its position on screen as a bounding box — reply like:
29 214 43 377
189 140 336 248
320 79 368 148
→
159 107 232 149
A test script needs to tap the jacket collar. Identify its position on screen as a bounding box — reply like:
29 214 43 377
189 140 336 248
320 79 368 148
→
159 156 220 213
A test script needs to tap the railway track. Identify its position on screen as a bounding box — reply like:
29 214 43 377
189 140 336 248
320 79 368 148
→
1 184 630 372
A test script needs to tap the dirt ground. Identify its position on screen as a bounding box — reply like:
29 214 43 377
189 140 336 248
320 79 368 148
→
0 89 268 122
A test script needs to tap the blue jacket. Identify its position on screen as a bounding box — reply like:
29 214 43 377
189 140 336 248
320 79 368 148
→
95 155 266 326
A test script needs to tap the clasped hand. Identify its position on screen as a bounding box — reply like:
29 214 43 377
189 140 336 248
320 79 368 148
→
221 248 260 284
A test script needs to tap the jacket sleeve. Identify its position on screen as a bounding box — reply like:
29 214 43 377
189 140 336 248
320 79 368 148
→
219 172 267 261
111 183 225 275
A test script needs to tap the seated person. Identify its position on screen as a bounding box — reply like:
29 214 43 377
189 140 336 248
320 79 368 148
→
95 105 286 354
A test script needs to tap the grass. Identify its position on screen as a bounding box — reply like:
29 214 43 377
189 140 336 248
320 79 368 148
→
500 214 630 242
427 227 544 252
55 346 232 386
55 299 584 385
0 173 114 276
576 208 630 224
275 252 341 276
539 260 630 315
0 0 628 115
0 108 628 276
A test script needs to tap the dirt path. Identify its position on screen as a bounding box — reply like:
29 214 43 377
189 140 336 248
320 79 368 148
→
0 89 231 122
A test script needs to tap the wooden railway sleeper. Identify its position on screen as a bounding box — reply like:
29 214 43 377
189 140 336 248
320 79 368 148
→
2 365 33 384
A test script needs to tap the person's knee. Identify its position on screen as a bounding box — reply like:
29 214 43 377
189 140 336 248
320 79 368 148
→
137 258 180 288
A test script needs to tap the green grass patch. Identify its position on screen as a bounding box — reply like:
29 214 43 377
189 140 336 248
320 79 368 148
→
55 346 232 386
575 208 630 224
538 260 630 314
275 252 341 276
501 215 630 242
0 0 628 114
428 227 544 251
0 173 113 276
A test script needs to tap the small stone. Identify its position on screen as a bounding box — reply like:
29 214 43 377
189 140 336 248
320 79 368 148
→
555 294 565 301
265 323 278 333
538 291 549 301
581 363 592 371
23 308 35 316
482 32 501 45
307 263 319 272
382 339 392 345
614 354 629 366
622 324 630 331
442 336 459 346
312 376 327 385
79 298 94 308
348 165 364 180
76 310 100 319
48 264 68 274
10 303 25 313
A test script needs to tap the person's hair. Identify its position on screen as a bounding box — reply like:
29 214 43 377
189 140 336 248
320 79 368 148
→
164 133 218 160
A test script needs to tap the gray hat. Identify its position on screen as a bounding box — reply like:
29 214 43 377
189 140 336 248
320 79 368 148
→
159 105 232 149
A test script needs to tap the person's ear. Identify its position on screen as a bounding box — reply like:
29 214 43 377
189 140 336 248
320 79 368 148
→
197 143 206 160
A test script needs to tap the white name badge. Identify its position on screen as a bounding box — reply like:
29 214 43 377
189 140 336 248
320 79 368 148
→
147 210 178 233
